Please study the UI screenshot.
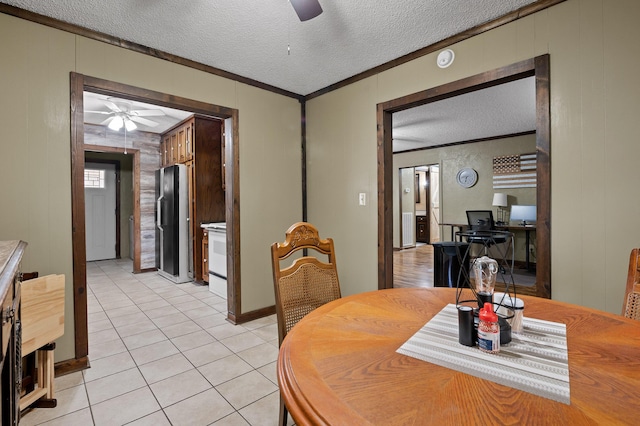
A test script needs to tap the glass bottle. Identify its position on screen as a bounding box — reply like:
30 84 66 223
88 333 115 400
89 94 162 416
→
473 256 498 306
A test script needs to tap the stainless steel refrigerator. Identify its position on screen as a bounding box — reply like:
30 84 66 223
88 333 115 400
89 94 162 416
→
155 164 190 283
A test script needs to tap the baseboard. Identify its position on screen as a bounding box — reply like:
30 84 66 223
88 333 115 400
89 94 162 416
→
228 305 276 325
54 356 90 377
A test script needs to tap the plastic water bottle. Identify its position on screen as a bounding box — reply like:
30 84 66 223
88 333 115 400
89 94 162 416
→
478 302 500 353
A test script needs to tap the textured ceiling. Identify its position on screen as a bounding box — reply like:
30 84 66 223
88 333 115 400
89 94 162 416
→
2 0 537 96
393 77 536 152
2 0 539 149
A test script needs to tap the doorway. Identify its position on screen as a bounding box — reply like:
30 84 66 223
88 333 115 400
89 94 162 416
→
415 165 440 245
397 164 440 248
70 73 241 368
84 161 118 261
378 55 551 298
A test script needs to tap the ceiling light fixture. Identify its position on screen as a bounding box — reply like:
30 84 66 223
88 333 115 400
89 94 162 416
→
107 114 138 132
125 119 137 132
108 115 124 131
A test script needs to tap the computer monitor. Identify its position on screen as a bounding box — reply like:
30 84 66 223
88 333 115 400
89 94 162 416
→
510 205 536 226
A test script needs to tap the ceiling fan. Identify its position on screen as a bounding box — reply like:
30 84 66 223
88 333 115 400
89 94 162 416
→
290 0 323 21
86 98 165 131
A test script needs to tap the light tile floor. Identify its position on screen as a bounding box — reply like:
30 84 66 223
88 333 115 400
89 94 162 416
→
21 259 292 426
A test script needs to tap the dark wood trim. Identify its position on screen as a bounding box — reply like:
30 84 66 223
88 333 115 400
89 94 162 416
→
70 72 88 361
54 356 89 378
383 58 536 114
133 147 142 272
377 104 394 290
534 55 551 299
301 101 308 222
82 157 122 259
70 73 241 363
230 305 277 325
225 111 241 324
0 4 303 102
82 76 237 118
1 1 564 101
394 131 536 155
305 0 565 100
377 55 552 298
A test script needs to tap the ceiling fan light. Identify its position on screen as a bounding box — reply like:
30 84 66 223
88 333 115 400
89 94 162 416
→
108 116 124 131
125 119 137 131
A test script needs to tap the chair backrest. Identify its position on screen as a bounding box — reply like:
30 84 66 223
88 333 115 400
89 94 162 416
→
271 222 342 345
466 210 496 231
623 248 640 320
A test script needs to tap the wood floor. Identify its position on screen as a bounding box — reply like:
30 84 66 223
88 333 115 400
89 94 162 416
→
393 244 435 289
393 244 538 296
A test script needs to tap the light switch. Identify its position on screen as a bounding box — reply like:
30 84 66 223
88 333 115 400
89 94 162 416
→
359 193 366 206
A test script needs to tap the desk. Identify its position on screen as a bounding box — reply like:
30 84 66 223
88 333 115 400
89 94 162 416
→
278 288 640 425
442 223 536 271
499 224 536 271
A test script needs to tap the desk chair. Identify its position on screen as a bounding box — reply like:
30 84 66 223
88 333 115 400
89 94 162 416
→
623 248 640 320
271 222 342 426
465 210 507 254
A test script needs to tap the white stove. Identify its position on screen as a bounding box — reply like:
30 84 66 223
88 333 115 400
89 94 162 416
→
201 222 227 299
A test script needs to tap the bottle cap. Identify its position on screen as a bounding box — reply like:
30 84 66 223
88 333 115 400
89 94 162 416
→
479 302 497 322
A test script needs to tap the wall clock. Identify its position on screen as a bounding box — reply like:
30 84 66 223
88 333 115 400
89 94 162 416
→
456 167 478 188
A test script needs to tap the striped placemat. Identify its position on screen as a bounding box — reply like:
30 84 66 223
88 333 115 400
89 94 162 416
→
397 304 570 404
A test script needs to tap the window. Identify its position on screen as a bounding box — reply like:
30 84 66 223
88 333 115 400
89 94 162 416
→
84 169 105 188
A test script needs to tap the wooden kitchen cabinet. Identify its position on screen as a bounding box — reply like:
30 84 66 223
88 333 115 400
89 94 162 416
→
416 216 429 243
161 115 224 283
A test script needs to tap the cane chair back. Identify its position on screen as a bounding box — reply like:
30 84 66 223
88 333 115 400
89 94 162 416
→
623 248 640 320
271 222 341 346
271 222 341 426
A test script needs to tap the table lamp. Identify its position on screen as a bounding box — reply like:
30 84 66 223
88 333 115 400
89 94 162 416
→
492 193 508 224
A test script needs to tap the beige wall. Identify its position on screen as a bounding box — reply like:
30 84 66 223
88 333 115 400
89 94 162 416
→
2 0 639 363
307 0 640 313
0 13 302 361
393 135 537 261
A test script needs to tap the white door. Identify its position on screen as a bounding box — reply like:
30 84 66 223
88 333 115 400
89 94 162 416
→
85 162 117 261
429 165 441 243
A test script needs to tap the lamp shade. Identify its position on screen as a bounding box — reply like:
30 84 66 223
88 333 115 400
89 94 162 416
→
492 193 507 207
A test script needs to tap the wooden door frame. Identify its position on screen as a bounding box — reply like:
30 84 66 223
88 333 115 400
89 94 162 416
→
377 55 551 298
69 73 241 370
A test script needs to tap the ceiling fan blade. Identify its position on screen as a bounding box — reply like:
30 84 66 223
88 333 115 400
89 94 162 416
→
131 109 165 117
103 100 122 112
130 116 159 127
85 110 113 115
290 0 323 21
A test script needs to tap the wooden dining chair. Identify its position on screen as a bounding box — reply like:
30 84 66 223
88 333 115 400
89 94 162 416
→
271 222 342 426
623 248 640 320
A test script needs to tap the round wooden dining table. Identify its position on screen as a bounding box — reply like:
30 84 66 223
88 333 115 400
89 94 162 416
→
277 287 640 425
